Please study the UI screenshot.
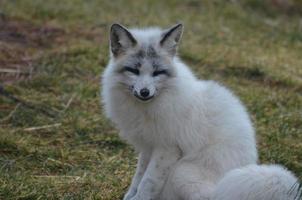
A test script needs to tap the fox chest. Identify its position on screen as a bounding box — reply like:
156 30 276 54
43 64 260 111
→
109 95 209 150
116 110 181 148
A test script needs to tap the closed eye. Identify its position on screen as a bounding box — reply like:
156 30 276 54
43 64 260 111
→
153 70 168 77
124 67 139 75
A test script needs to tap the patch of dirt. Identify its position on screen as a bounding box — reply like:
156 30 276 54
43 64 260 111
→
0 17 105 84
0 18 65 48
0 17 66 84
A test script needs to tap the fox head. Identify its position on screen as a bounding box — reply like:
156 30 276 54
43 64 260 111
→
107 23 183 102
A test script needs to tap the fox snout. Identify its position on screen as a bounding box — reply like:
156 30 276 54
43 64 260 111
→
133 87 155 101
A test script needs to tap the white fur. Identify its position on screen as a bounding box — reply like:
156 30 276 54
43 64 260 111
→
102 26 300 200
213 165 301 200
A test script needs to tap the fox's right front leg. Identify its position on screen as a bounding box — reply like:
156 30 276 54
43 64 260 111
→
124 151 152 200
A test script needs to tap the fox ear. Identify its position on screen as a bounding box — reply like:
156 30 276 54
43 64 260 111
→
160 23 183 56
110 24 137 57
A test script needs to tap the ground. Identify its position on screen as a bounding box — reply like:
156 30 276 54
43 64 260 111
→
0 0 301 199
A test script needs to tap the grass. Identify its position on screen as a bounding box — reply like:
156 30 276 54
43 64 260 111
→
0 0 301 199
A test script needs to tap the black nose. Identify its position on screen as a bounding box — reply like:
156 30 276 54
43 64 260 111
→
140 88 150 98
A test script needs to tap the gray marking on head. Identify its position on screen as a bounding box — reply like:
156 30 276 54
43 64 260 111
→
133 45 158 60
120 45 160 71
136 49 146 58
152 61 161 70
119 56 142 71
146 46 157 58
116 43 175 76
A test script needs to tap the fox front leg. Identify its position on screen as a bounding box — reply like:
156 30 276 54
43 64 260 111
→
130 149 179 200
124 151 152 200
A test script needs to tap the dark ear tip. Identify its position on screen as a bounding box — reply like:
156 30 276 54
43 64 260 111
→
174 23 184 30
168 23 184 34
110 23 122 31
176 23 183 28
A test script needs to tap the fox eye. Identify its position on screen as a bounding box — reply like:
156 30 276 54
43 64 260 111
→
153 70 168 77
124 67 139 75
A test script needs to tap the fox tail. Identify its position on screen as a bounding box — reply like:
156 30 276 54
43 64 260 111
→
212 165 301 200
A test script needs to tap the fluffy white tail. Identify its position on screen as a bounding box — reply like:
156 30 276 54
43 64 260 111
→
212 165 301 200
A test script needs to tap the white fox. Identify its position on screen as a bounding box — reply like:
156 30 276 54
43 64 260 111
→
101 23 301 200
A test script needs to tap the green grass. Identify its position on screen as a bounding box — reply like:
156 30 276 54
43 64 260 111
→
0 0 301 199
